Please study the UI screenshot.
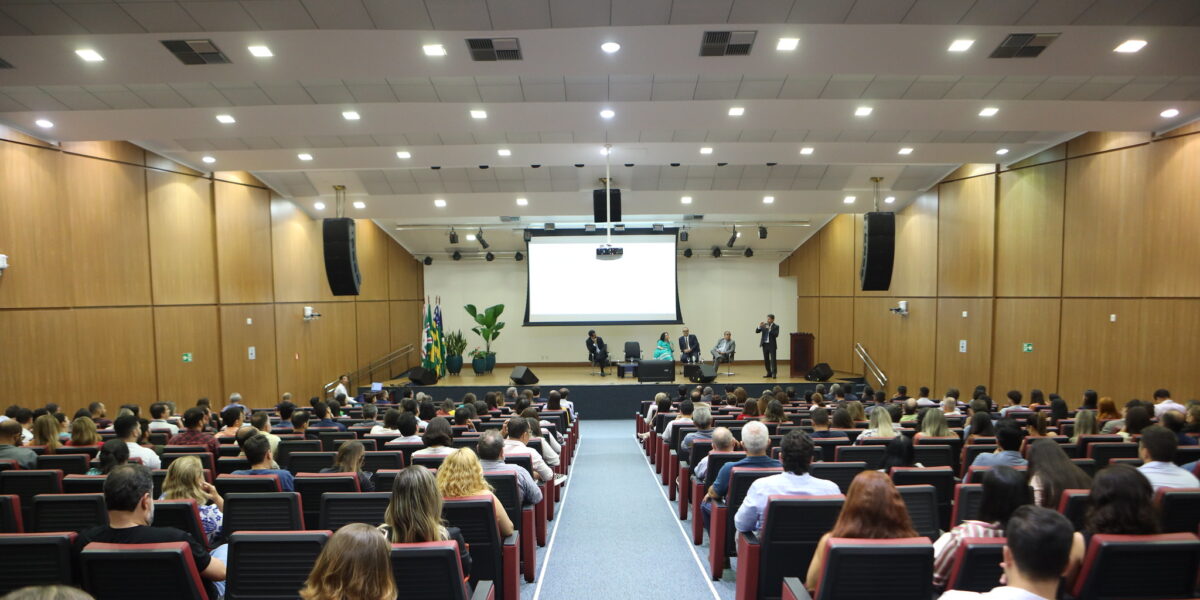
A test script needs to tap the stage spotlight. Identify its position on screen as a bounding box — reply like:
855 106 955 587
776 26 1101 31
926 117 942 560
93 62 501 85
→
476 228 489 249
449 229 459 244
680 229 689 242
514 251 524 261
452 251 462 261
485 252 495 262
523 229 532 242
727 227 738 248
683 248 693 258
423 256 433 265
744 248 754 258
758 226 767 239
712 247 722 258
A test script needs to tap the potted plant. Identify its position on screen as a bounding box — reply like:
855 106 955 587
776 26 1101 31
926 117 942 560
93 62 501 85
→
445 330 467 375
465 303 505 373
468 348 488 375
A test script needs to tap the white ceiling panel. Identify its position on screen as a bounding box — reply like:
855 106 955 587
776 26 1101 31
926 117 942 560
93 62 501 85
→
844 0 916 24
610 75 653 101
1017 0 1092 25
611 0 670 26
565 76 607 101
1130 0 1200 25
41 85 108 110
179 1 260 31
345 79 399 103
301 0 376 29
241 0 318 30
902 0 973 24
426 0 492 30
0 3 86 35
119 2 202 32
84 84 152 109
959 0 1037 25
360 0 432 29
549 0 609 28
778 75 830 99
669 0 734 25
820 74 874 99
59 2 146 34
487 0 551 30
728 0 793 23
1072 0 1155 25
787 0 856 23
651 75 698 101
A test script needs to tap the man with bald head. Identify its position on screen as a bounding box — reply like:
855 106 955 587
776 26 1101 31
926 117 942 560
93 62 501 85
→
695 427 735 481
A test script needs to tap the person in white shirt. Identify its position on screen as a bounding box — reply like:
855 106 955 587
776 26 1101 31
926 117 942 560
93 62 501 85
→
941 506 1077 600
503 417 556 483
1151 388 1186 419
388 413 423 444
557 388 576 420
411 418 456 457
695 427 735 482
915 386 938 407
147 402 180 436
734 430 840 533
114 415 160 469
661 399 696 446
371 409 402 436
333 375 353 404
1136 425 1200 491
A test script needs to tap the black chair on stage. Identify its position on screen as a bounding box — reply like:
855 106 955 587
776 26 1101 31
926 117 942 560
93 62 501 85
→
624 341 642 363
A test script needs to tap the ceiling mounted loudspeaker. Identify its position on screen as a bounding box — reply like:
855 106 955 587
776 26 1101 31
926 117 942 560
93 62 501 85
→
744 248 754 258
680 230 689 242
683 248 693 258
423 256 433 265
452 251 462 261
449 229 459 244
514 251 524 262
485 252 495 262
712 247 722 258
758 226 768 239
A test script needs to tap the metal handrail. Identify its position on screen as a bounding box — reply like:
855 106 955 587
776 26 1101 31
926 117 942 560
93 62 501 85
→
854 342 888 389
323 344 417 397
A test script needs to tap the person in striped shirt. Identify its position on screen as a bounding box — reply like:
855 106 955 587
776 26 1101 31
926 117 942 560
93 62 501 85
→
932 466 1032 589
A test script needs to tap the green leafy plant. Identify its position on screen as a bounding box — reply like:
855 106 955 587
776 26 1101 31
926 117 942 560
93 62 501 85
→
468 348 487 360
445 330 468 357
465 303 505 355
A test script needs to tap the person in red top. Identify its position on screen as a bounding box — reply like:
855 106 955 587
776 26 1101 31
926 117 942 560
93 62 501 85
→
168 407 221 457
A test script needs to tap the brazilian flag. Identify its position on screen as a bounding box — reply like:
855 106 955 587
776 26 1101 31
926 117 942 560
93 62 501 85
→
422 302 444 376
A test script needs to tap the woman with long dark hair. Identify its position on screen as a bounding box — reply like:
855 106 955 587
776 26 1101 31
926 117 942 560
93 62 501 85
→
1027 439 1091 508
321 440 374 491
965 412 995 444
932 466 1031 588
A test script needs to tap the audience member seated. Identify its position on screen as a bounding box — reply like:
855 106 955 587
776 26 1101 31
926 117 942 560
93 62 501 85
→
169 408 221 457
1117 406 1152 442
378 465 472 577
695 427 736 482
804 470 920 593
372 409 403 436
521 413 560 468
807 408 843 438
941 398 962 417
272 400 296 432
1159 410 1198 446
880 435 922 471
413 418 456 457
1084 463 1161 542
999 390 1025 417
663 399 696 441
477 431 542 507
31 414 62 453
300 523 395 600
320 440 374 492
1048 396 1070 426
1071 409 1099 443
965 412 996 444
67 416 102 448
830 408 856 432
291 411 312 438
1099 399 1136 434
736 429 838 535
12 408 34 444
1026 439 1091 508
87 438 130 475
546 390 573 425
1096 397 1121 422
915 409 952 441
761 400 789 426
454 406 477 433
846 400 867 423
435 448 514 537
915 387 937 408
214 409 243 439
389 413 422 445
0 585 94 600
1025 412 1052 439
933 466 1031 588
738 397 760 420
0 420 37 469
248 412 281 455
503 418 554 483
940 506 1077 600
112 415 159 469
1184 404 1200 435
856 405 898 444
971 420 1027 468
148 402 180 436
521 407 562 451
88 402 112 430
899 399 919 423
1136 425 1200 491
644 392 670 423
680 405 715 454
223 393 249 416
311 402 347 432
702 421 779 528
231 433 295 491
161 455 224 546
75 465 226 597
1151 388 1185 419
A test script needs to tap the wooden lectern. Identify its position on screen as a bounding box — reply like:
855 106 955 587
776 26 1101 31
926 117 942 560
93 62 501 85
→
790 332 815 377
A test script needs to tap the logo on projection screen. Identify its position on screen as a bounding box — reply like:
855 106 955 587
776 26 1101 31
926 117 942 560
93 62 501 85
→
596 245 624 260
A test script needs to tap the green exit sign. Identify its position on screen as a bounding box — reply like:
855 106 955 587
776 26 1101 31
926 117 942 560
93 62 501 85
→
182 352 193 363
1022 343 1033 353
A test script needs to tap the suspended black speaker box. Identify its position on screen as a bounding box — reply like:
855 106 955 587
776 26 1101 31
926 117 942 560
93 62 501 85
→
860 212 895 291
323 218 362 296
592 189 622 223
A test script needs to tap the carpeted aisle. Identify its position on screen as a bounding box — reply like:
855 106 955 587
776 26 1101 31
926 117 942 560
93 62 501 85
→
527 420 734 600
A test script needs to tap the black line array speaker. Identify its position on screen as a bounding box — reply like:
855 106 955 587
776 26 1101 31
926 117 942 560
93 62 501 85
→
323 218 362 296
860 212 896 291
408 367 439 386
805 362 834 382
592 188 622 223
684 363 718 384
510 366 538 385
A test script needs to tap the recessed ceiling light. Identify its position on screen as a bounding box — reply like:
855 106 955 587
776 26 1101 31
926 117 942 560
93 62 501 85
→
800 147 814 155
201 155 216 164
1113 39 1147 53
1160 108 1180 118
516 197 528 206
34 119 53 129
681 196 693 205
470 109 487 119
979 107 999 117
434 199 447 208
342 111 360 121
728 107 745 116
248 45 273 57
898 147 914 155
700 147 713 155
884 196 895 204
466 234 477 241
497 148 511 157
297 153 313 161
396 151 411 159
313 202 325 210
215 114 235 124
600 42 620 54
599 108 615 119
763 196 775 204
75 49 104 62
843 196 856 204
855 106 873 117
996 148 1010 155
947 39 974 52
423 44 447 56
352 201 366 209
776 37 799 51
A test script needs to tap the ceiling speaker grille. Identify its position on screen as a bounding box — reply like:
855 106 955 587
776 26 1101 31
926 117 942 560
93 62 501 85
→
161 39 231 65
701 31 756 56
989 33 1059 58
466 38 522 61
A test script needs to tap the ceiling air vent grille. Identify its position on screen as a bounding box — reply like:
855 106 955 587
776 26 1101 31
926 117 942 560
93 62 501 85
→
466 38 522 61
161 39 231 65
700 31 756 56
989 33 1059 58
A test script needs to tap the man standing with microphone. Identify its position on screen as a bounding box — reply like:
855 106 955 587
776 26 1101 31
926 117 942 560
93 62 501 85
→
756 314 780 378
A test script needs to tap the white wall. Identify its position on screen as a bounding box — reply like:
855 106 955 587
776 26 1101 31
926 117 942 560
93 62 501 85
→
424 257 796 363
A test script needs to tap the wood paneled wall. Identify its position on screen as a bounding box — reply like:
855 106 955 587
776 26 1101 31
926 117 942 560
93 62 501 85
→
781 130 1200 407
0 134 424 416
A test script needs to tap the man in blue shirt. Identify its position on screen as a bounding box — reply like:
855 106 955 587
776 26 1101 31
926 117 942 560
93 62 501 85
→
701 421 780 530
971 419 1028 468
232 433 295 491
311 401 347 431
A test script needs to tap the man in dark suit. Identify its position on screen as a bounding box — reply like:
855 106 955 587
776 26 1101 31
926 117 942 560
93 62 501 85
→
678 327 700 364
586 329 608 376
755 314 780 378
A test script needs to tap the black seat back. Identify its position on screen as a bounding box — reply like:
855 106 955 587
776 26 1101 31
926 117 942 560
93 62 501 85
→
758 495 843 597
153 499 208 547
414 454 447 469
484 472 522 527
687 440 714 468
1088 442 1139 467
81 541 208 600
953 484 984 526
834 446 885 470
0 470 63 523
945 537 1005 593
815 538 933 600
216 457 251 475
224 492 305 534
1157 488 1200 534
891 467 955 530
701 452 746 487
275 440 321 469
390 540 470 600
319 492 391 530
319 431 356 451
725 467 781 554
361 451 404 473
912 445 954 469
442 495 503 590
227 530 329 600
896 485 939 540
31 493 107 533
63 475 108 494
1057 489 1090 531
0 495 22 533
36 454 89 475
294 474 359 526
215 474 281 496
809 462 867 494
287 451 336 474
0 532 75 594
1070 458 1097 477
1071 533 1200 600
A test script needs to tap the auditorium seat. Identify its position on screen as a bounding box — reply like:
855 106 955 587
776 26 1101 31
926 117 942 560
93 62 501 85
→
809 538 933 600
691 451 745 545
216 457 252 475
391 540 496 600
0 470 63 523
890 467 954 530
215 473 281 496
952 484 983 526
163 445 209 456
287 451 336 474
834 446 885 470
294 473 359 528
81 541 209 600
665 426 697 498
896 485 940 541
0 495 22 533
1155 487 1200 534
275 440 322 469
223 492 305 534
944 537 1006 593
152 499 209 548
31 493 107 533
161 452 215 472
966 464 1027 484
0 459 18 473
1068 533 1200 600
709 466 781 580
56 446 101 459
811 438 851 462
441 494 520 600
226 530 330 600
384 442 427 466
373 469 401 492
1070 458 1097 477
961 446 998 475
452 437 481 451
218 445 242 457
734 494 843 600
1074 435 1125 458
318 431 356 451
912 445 955 470
677 439 713 520
0 532 76 595
35 454 89 475
1087 442 1140 467
413 455 447 469
63 474 107 494
319 492 391 530
1057 489 1091 532
809 462 866 494
333 437 375 451
485 472 536 582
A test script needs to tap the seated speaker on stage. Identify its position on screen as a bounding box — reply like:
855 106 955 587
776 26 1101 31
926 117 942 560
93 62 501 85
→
711 331 736 365
586 329 608 376
678 327 700 364
653 332 675 361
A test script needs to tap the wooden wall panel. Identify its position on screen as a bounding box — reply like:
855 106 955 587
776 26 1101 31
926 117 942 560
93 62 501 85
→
154 306 222 404
1062 146 1148 297
816 297 854 373
388 240 423 301
792 239 820 296
356 301 392 381
818 215 855 297
1058 299 1142 405
215 181 274 303
389 300 424 378
147 170 217 305
854 193 938 297
0 142 70 308
1066 132 1151 158
272 199 336 303
1138 300 1200 401
996 163 1065 297
61 141 144 165
219 304 278 405
62 154 152 306
796 297 819 338
74 307 157 405
934 298 993 396
0 310 78 409
852 298 936 392
275 302 358 400
355 220 389 301
1142 134 1200 297
991 299 1061 397
937 175 995 297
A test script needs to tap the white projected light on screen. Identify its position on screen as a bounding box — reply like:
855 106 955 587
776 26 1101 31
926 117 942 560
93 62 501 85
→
525 233 681 324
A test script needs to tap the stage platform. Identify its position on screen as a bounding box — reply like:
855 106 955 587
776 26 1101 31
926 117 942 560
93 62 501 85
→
379 364 861 420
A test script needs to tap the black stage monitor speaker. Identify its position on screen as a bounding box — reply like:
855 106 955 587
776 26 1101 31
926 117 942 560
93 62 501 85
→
805 362 834 382
510 366 538 385
637 360 675 383
684 363 718 384
408 367 439 386
860 212 896 291
592 188 622 223
323 218 362 296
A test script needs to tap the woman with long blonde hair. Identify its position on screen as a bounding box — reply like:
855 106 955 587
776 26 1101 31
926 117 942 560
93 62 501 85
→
435 448 514 536
300 523 396 600
379 466 471 577
845 400 867 423
856 406 897 444
67 417 101 447
915 408 952 440
161 455 224 545
31 414 62 453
